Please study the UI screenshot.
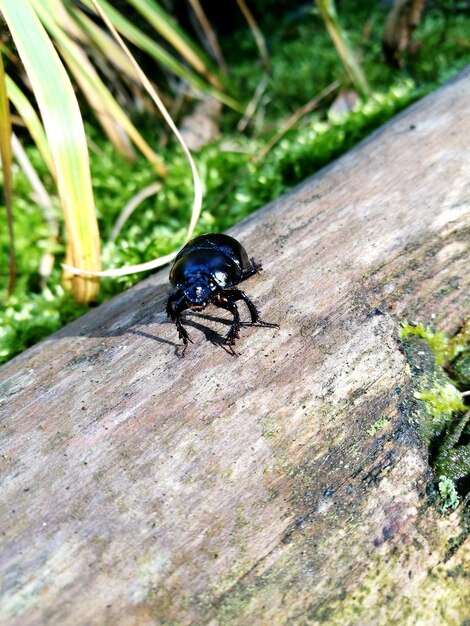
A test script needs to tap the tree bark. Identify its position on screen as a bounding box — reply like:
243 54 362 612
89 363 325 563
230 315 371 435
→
1 68 469 625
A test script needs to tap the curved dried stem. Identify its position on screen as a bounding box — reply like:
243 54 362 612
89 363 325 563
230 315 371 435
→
254 81 340 163
109 182 162 244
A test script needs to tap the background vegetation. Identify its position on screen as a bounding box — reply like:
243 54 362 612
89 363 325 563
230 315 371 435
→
1 0 470 364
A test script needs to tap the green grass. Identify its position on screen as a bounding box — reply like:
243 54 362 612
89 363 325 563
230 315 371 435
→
1 2 470 364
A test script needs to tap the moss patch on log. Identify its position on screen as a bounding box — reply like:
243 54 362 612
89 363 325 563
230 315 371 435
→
308 530 470 626
400 321 470 505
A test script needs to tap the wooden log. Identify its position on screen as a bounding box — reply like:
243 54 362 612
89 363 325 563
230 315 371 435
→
1 68 469 625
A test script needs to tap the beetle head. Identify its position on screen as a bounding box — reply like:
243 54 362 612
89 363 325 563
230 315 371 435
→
181 275 216 309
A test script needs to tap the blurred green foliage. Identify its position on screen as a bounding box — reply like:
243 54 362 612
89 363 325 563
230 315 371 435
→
1 1 470 363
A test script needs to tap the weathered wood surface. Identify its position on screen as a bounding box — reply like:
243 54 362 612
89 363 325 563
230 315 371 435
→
1 69 470 625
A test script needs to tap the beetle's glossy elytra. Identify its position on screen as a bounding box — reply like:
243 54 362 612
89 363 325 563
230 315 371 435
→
166 233 277 353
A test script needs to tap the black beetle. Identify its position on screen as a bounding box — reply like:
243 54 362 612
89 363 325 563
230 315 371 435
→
166 233 277 353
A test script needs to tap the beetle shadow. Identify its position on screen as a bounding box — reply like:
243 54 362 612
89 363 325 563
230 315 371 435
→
53 281 268 358
130 312 239 357
164 312 276 357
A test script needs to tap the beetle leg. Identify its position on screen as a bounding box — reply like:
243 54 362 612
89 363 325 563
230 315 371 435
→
223 289 278 329
224 289 260 323
213 295 241 345
166 292 178 319
167 293 192 347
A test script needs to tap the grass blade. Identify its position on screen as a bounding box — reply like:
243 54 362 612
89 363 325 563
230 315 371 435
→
33 0 167 169
254 81 339 162
0 0 101 302
11 132 58 236
6 75 55 175
315 0 371 99
11 132 58 287
64 0 203 278
0 52 17 295
187 0 227 73
127 0 224 90
236 0 270 72
72 8 137 80
80 0 242 111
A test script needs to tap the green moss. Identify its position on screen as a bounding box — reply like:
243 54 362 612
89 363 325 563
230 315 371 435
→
400 323 453 366
311 543 470 625
437 475 460 514
414 384 466 421
454 351 470 387
400 324 470 502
